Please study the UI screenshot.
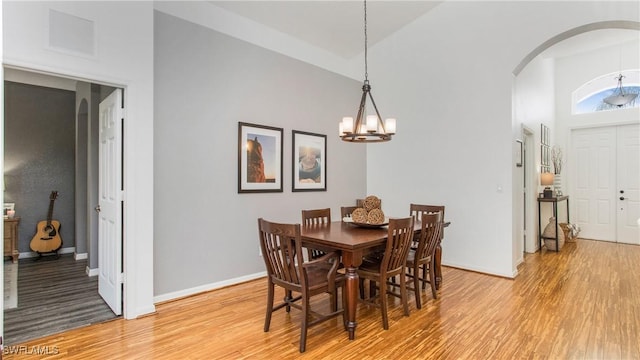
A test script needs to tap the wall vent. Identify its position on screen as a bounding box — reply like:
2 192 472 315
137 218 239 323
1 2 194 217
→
48 9 96 57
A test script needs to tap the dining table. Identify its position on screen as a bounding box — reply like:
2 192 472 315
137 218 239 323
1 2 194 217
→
300 219 449 340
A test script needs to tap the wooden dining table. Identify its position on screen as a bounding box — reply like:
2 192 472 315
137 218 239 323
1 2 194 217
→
300 220 449 340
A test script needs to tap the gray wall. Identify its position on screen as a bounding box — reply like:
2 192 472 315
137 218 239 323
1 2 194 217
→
153 12 367 296
4 81 76 254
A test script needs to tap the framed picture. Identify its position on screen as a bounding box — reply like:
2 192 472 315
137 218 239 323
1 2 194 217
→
292 130 326 192
516 139 523 167
238 122 283 193
4 203 15 217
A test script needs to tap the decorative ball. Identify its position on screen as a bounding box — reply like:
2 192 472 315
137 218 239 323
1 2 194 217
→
351 208 368 223
363 195 381 212
367 208 385 225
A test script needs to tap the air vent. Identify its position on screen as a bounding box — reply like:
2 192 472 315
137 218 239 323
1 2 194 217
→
49 9 95 57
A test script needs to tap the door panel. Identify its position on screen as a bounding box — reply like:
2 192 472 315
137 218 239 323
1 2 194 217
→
571 127 616 241
98 89 123 315
617 124 640 244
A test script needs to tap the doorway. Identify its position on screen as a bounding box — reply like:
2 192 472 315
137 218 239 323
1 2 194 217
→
3 69 123 344
570 123 640 244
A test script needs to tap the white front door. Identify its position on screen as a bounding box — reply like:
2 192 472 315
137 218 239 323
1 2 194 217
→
571 124 639 244
98 89 123 315
616 124 640 245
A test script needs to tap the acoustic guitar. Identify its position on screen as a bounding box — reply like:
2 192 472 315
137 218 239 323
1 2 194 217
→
30 191 63 254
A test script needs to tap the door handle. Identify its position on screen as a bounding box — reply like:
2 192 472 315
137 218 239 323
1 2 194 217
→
95 205 101 213
620 197 625 201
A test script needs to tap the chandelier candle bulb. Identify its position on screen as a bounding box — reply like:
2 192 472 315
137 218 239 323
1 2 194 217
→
342 117 354 133
366 115 378 132
385 118 396 134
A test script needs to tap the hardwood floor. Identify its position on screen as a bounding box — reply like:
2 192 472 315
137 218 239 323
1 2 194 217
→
3 254 117 345
3 239 639 359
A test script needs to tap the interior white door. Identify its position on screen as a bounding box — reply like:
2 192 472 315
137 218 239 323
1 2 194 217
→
98 89 123 315
616 124 640 244
571 127 616 241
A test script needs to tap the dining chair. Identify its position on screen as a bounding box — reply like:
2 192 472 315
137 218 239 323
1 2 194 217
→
340 206 359 219
258 218 345 353
409 204 445 289
404 212 443 309
301 208 331 260
357 216 414 330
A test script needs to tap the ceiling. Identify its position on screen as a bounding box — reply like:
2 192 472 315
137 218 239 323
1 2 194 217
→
211 1 442 59
211 1 638 61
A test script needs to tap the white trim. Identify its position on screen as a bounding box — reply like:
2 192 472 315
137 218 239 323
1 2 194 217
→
442 261 516 280
153 271 267 304
74 252 88 260
19 246 75 259
86 266 99 277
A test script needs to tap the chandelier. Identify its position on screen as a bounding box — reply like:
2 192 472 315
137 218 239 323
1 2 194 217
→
339 0 396 143
603 73 638 107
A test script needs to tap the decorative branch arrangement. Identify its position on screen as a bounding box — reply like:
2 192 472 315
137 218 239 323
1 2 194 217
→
551 147 563 175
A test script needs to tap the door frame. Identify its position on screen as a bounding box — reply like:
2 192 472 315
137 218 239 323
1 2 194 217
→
523 126 537 253
1 64 128 315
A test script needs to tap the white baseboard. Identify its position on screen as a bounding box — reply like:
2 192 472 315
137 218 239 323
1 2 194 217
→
19 246 76 259
86 266 99 277
153 271 267 304
74 252 88 260
442 260 516 279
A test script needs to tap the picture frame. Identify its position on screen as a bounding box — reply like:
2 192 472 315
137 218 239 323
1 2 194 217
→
238 122 283 193
292 130 327 192
4 203 15 217
516 139 523 167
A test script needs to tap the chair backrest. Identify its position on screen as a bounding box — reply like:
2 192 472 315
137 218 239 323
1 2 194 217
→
340 206 358 219
380 217 415 275
258 218 303 287
415 212 443 262
301 208 331 226
409 204 445 223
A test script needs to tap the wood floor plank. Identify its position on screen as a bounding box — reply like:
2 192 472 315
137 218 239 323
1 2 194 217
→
3 239 639 359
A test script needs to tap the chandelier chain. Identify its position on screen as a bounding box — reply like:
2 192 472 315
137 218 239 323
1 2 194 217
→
364 0 368 81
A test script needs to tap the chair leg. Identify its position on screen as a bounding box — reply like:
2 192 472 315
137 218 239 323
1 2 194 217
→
264 282 275 332
429 263 437 299
285 290 293 312
299 293 309 353
422 264 427 290
413 265 422 309
369 279 376 298
399 273 410 316
359 278 365 299
379 279 389 330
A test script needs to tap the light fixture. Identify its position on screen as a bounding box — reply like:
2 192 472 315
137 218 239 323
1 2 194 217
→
541 172 554 198
603 73 638 107
339 0 395 143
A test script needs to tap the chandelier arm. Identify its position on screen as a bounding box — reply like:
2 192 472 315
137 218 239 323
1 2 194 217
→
367 90 386 133
354 89 368 132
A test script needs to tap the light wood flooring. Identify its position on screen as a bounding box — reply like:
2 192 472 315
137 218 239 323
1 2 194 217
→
3 254 117 345
3 239 639 359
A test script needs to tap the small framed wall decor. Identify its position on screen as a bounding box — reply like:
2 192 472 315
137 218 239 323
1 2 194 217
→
516 139 523 167
238 122 283 193
292 130 326 192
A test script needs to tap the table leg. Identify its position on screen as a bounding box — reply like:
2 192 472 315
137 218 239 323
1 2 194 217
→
343 265 358 340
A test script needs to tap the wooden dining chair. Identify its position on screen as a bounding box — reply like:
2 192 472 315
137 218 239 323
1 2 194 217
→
357 216 414 330
258 218 345 353
404 212 443 309
340 206 358 219
409 204 445 289
301 208 331 260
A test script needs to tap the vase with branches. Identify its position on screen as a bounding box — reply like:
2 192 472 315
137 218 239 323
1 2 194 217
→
551 147 563 195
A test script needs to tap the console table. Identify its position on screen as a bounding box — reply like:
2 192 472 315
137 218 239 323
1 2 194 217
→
537 196 569 252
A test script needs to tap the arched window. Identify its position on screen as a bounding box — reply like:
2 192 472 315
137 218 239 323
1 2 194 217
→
574 70 640 114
